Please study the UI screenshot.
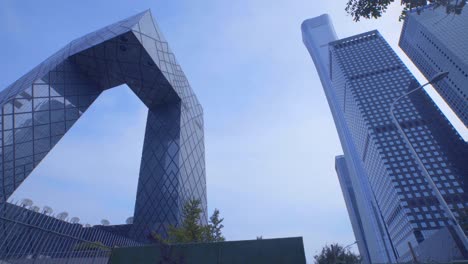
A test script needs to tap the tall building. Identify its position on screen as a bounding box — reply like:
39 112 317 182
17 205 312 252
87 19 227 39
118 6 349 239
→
335 155 372 264
399 6 468 126
302 15 468 262
302 15 397 263
0 10 207 244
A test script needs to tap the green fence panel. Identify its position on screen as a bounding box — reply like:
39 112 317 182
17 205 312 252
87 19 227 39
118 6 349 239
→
108 237 306 264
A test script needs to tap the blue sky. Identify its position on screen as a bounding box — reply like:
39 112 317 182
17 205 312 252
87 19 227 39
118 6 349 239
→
1 0 466 261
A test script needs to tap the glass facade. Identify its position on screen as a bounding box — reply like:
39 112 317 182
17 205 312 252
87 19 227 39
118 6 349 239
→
399 6 468 126
303 15 468 261
329 31 467 257
335 155 371 264
302 16 397 264
0 10 207 243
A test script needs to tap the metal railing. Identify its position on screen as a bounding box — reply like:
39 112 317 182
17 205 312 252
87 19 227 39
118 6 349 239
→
0 202 142 264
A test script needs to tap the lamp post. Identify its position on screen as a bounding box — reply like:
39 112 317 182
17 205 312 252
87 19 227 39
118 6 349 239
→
389 71 468 254
333 241 359 264
344 241 358 250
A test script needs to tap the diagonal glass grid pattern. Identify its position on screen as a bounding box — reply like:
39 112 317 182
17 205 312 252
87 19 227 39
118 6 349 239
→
0 10 207 243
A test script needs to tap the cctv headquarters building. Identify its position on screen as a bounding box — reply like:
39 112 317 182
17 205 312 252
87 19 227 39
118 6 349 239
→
0 10 207 256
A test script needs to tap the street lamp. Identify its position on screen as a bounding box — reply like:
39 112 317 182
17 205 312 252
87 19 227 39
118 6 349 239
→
333 241 359 264
343 241 358 250
389 71 468 254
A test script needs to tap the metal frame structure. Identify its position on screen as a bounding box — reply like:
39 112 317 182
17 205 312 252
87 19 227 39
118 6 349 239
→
0 201 143 263
0 9 208 263
0 9 207 249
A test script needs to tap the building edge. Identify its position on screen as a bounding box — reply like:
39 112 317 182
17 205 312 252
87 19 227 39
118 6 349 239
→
301 15 397 263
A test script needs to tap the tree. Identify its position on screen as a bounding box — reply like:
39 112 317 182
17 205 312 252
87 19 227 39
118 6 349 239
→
169 199 205 243
345 0 467 21
314 243 361 264
151 199 225 244
206 208 225 242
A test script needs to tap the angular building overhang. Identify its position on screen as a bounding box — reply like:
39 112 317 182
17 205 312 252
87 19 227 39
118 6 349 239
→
0 10 207 242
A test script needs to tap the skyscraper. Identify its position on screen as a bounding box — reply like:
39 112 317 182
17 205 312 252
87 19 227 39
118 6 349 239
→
399 6 468 126
302 15 468 262
0 10 207 244
335 155 372 264
302 15 397 264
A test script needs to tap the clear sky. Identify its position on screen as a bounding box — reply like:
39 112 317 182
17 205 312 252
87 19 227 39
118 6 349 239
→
1 0 466 261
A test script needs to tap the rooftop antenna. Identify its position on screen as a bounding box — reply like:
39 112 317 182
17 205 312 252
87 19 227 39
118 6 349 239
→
70 217 80 224
56 212 68 221
101 219 110 226
126 217 134 225
84 224 92 228
20 198 33 208
42 206 53 215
